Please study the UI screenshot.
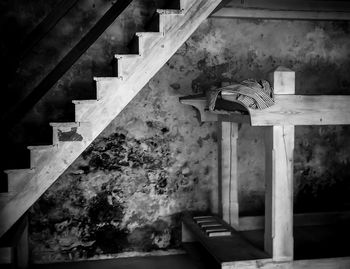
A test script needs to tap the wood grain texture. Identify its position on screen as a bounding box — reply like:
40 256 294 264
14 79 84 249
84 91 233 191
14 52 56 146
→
264 126 294 261
249 95 350 126
179 94 350 126
219 122 239 229
269 67 295 95
211 7 350 21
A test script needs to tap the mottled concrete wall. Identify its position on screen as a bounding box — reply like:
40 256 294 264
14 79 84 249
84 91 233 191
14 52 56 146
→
1 0 350 263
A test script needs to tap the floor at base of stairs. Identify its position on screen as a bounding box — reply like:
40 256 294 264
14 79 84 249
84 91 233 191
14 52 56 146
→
28 250 217 269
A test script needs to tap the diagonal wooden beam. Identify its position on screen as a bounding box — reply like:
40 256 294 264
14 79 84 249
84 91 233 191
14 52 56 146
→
2 0 133 129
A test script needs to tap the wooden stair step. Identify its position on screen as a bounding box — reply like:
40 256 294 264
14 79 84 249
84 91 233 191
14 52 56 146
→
182 214 270 264
4 169 35 193
114 54 142 78
50 122 92 144
72 100 100 122
128 32 163 56
135 32 163 55
93 77 122 99
157 12 184 34
28 145 58 169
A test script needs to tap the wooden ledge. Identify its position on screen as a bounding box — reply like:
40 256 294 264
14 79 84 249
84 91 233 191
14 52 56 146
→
179 94 350 126
179 95 250 123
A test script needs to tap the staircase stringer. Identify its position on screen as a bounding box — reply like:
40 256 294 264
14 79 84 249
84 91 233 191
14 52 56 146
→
80 0 223 134
0 0 222 238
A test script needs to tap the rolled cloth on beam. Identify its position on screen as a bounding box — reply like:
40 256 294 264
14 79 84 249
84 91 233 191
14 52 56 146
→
208 79 274 112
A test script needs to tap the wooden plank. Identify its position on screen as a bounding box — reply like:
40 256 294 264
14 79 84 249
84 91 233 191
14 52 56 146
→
238 211 350 231
219 122 239 229
223 0 350 12
264 67 294 261
249 95 350 126
211 7 350 20
211 0 350 20
2 0 133 128
180 95 219 122
182 215 270 264
179 95 250 123
222 257 350 269
269 67 295 95
293 257 350 269
181 94 350 126
264 125 294 262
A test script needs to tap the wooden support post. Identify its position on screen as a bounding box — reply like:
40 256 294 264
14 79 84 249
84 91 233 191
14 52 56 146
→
219 121 239 229
264 67 295 261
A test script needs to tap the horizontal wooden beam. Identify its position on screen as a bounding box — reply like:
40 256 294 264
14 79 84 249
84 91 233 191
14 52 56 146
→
180 95 350 126
211 0 350 20
249 95 350 126
222 257 350 269
224 0 350 12
238 211 350 231
179 96 219 122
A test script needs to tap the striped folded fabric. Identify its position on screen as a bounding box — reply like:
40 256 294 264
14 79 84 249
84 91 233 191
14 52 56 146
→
208 79 274 111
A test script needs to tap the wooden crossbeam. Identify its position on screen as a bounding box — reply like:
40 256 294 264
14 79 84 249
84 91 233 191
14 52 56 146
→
211 0 350 20
249 95 350 126
179 94 350 126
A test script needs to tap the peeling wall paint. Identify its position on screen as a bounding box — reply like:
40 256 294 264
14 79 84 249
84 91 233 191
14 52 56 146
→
1 0 350 264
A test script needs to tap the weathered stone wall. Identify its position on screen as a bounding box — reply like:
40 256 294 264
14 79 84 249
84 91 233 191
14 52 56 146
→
1 0 350 263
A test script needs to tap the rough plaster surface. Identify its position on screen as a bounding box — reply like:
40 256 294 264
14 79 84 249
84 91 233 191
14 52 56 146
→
1 0 350 263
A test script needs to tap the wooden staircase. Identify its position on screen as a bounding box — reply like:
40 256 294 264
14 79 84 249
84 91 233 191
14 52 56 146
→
0 0 222 241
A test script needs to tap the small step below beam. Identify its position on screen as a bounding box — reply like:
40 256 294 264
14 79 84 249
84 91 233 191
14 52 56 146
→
179 95 250 123
182 214 270 265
